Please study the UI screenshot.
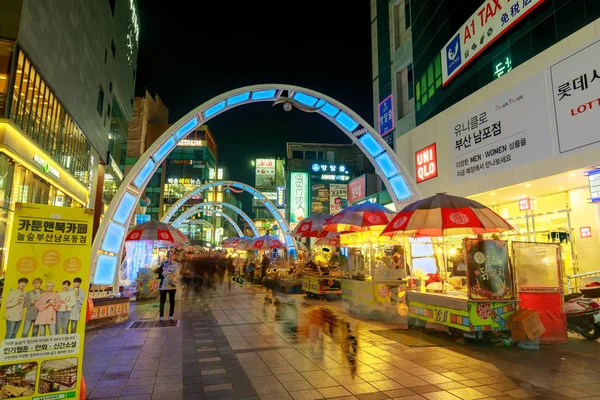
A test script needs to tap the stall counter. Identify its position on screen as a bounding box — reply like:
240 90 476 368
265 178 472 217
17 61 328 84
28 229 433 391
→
302 275 342 298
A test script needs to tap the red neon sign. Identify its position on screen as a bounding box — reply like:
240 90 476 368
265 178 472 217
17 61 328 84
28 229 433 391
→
415 144 438 183
519 198 531 211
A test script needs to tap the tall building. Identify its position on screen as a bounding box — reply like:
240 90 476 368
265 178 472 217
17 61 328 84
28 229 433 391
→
373 0 600 275
0 0 139 266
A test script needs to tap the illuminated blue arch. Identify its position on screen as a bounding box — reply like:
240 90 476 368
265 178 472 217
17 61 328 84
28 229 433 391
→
177 208 244 238
90 84 421 287
171 201 259 238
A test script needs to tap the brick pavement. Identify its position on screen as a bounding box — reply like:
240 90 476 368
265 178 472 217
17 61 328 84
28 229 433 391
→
83 283 600 400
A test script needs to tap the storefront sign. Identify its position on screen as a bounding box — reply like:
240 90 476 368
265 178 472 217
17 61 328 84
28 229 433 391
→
177 139 206 147
348 175 366 203
329 184 348 215
311 183 330 215
449 72 552 183
166 177 203 185
415 144 438 183
580 226 592 238
518 198 531 211
135 214 151 225
33 154 60 179
379 94 394 136
255 158 276 187
276 186 285 207
588 169 600 202
340 231 394 246
109 155 124 181
550 38 600 154
290 172 308 223
310 163 350 182
0 204 93 399
441 0 544 85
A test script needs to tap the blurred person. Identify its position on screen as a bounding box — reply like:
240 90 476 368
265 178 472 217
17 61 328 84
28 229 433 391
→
157 250 180 322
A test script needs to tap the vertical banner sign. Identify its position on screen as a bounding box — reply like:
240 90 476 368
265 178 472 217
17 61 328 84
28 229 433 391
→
0 203 93 400
441 0 544 86
255 159 276 187
310 183 330 215
347 175 366 204
329 184 348 215
378 95 394 137
289 172 309 223
415 144 438 183
275 186 286 207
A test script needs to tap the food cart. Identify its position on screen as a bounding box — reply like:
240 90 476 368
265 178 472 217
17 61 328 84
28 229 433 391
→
302 275 342 299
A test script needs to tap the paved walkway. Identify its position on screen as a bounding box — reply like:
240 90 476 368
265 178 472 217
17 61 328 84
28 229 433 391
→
83 283 600 400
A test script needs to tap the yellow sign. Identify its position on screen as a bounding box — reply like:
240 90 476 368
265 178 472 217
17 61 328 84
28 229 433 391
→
0 203 94 400
340 231 395 246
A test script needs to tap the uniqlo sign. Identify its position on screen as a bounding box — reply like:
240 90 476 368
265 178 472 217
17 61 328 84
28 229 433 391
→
580 226 592 238
415 144 438 183
519 198 531 211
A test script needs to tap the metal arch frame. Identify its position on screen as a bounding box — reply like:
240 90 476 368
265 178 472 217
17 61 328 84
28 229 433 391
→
171 201 259 238
90 84 422 287
176 208 244 237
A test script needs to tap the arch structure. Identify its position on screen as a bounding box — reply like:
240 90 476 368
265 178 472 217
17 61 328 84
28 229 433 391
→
172 201 259 238
90 84 421 286
178 208 245 238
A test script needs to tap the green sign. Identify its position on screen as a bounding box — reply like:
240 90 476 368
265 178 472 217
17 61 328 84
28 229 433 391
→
493 50 512 80
290 172 309 223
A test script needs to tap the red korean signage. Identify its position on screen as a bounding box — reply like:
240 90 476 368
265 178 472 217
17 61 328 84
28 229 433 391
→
415 144 438 183
348 175 366 203
580 226 592 238
519 198 531 211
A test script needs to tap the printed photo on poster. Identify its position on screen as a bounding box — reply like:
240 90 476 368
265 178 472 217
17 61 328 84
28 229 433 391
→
0 362 37 398
465 239 513 300
329 184 348 215
38 358 78 394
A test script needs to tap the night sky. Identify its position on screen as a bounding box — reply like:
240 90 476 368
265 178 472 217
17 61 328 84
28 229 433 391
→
135 2 373 214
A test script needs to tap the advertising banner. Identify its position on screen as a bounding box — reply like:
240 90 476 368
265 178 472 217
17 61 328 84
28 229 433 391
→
465 238 513 300
290 172 309 223
441 0 544 85
549 38 600 154
448 72 553 183
276 186 286 207
348 175 366 204
378 94 394 136
329 184 348 215
255 159 276 187
0 203 93 400
310 183 329 215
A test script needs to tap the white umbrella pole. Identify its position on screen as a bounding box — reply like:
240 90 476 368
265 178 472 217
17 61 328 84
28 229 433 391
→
442 233 448 293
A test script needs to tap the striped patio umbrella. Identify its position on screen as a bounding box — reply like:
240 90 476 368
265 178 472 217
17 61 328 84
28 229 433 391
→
222 236 248 248
244 235 286 251
322 202 396 233
291 213 329 238
380 193 514 238
125 220 189 244
315 233 340 248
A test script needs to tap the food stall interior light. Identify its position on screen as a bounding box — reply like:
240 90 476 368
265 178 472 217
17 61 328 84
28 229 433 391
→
152 136 176 163
227 92 250 105
133 159 156 188
389 175 412 200
359 133 385 157
174 116 199 140
94 254 119 285
101 222 126 254
251 89 277 100
113 192 137 225
292 92 319 107
204 100 226 118
335 111 359 132
375 152 398 178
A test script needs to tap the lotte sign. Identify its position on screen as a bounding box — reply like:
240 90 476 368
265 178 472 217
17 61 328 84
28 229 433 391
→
415 144 437 183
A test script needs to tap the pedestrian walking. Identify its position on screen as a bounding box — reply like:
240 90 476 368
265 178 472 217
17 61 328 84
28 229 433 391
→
157 250 180 322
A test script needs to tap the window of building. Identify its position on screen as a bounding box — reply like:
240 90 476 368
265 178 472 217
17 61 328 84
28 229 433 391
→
109 81 112 93
395 64 415 119
104 49 107 64
0 40 14 117
393 0 412 50
111 39 116 58
304 151 316 160
292 150 303 159
97 86 104 116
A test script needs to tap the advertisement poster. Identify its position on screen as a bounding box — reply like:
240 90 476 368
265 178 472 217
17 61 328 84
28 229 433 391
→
0 203 93 399
329 184 347 215
449 72 553 183
348 175 366 204
290 172 309 223
310 183 329 215
465 238 513 300
255 159 276 187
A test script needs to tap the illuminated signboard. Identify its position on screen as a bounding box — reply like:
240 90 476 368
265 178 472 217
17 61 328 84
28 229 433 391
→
378 94 394 136
588 169 600 203
441 0 544 86
415 144 437 183
290 172 309 223
493 54 512 79
109 155 124 181
581 226 592 238
519 198 531 211
310 163 350 182
33 154 60 179
177 139 206 147
167 178 203 185
256 158 276 187
276 186 285 207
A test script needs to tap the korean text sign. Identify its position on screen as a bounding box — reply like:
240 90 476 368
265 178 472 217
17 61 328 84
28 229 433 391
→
0 203 93 399
329 184 348 215
441 0 544 85
448 72 552 183
347 176 366 203
289 172 309 223
378 95 394 136
255 159 276 187
550 38 600 154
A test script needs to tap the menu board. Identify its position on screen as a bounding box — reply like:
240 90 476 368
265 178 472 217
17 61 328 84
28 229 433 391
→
311 183 329 214
465 238 513 300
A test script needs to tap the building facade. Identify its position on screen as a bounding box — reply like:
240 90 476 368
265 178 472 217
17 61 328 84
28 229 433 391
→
0 0 138 268
375 1 600 276
252 157 285 235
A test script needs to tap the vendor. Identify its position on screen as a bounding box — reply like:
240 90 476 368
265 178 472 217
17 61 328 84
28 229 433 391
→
305 256 317 272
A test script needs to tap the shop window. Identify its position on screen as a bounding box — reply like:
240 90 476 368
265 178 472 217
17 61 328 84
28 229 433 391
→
393 0 412 51
434 54 442 88
0 40 14 117
97 86 104 116
304 151 316 160
395 64 415 119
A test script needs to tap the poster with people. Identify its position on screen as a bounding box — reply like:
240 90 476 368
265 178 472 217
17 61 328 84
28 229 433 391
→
0 203 93 399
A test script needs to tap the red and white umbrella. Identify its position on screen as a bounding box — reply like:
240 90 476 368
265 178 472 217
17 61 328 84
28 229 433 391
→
323 202 396 233
292 213 329 238
380 193 514 238
315 234 340 247
125 220 189 244
244 235 286 251
222 236 250 248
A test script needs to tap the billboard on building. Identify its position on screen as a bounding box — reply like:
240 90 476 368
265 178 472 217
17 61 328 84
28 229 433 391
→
311 183 330 215
255 158 276 187
289 172 309 223
348 175 366 203
276 186 286 207
415 144 438 183
379 94 394 136
329 184 348 215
